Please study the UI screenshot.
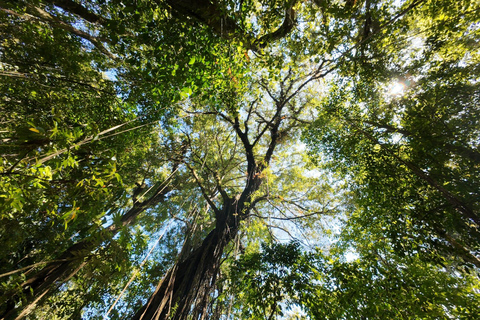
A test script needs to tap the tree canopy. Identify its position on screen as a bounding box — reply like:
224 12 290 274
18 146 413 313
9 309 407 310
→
0 0 479 319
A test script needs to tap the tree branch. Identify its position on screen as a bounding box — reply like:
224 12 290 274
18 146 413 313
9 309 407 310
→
351 122 480 226
46 0 108 25
253 3 298 49
185 162 219 214
20 3 115 59
164 0 298 50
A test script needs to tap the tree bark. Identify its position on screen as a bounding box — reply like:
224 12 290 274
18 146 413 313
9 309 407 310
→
164 0 298 50
132 214 238 320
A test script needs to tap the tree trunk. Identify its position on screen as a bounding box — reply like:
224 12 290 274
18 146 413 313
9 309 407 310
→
0 241 91 320
0 183 172 320
132 200 241 320
132 84 290 320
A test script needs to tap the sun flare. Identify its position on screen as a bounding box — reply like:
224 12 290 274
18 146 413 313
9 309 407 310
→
389 82 405 96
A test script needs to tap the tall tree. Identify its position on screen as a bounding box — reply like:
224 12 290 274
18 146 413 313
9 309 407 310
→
1 0 479 319
132 63 329 319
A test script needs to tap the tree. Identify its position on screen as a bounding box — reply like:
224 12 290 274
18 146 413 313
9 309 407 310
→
304 0 480 269
1 0 479 319
229 241 480 319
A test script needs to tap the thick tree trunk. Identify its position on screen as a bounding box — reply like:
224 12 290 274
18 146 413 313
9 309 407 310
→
132 204 240 320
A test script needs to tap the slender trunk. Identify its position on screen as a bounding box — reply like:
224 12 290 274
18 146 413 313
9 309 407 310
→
0 181 172 320
432 226 480 269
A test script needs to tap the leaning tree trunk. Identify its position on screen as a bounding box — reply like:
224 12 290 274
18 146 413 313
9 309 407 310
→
0 182 172 320
132 201 241 320
0 240 92 320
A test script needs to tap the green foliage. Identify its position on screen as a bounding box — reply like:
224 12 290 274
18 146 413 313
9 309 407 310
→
304 0 480 270
229 241 312 319
1 0 479 319
229 241 480 319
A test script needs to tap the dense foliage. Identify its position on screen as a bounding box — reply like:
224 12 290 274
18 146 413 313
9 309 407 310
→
0 0 479 319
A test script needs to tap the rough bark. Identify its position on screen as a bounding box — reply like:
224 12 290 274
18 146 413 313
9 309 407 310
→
132 182 264 320
132 211 239 320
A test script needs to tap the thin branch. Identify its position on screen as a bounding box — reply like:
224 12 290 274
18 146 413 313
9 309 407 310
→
185 162 219 214
244 99 258 129
214 172 230 202
232 116 255 173
17 4 115 59
252 121 272 148
263 222 295 239
104 219 175 318
259 80 279 104
28 120 150 164
350 122 479 225
0 259 75 279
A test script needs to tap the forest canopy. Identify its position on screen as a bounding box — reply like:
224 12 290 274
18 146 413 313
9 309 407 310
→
0 0 479 319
